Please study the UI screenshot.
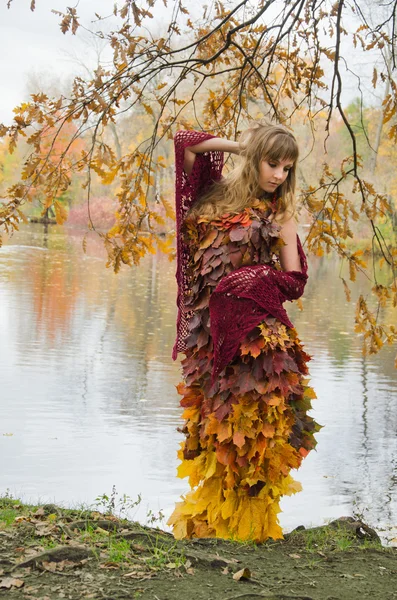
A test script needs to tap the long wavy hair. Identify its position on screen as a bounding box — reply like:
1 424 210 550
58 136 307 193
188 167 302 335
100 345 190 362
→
187 121 299 223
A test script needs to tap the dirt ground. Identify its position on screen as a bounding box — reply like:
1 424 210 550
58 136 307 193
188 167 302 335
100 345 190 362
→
0 497 396 600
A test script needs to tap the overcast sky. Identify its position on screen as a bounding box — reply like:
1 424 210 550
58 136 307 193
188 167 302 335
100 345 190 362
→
0 1 384 125
0 0 156 122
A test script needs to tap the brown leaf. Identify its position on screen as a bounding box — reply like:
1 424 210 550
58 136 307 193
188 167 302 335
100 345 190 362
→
199 228 218 249
42 561 59 572
233 567 251 581
123 570 148 578
229 226 247 242
0 577 24 589
100 561 120 569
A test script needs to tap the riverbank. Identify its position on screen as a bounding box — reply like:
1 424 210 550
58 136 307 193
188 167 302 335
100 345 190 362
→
0 496 396 600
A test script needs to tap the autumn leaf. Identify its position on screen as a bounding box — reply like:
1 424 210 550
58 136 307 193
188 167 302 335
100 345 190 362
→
199 229 218 249
232 430 245 449
54 201 68 225
233 567 251 581
240 337 265 358
0 578 24 590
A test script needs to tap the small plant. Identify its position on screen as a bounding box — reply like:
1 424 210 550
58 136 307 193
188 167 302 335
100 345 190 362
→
94 485 142 518
37 537 58 550
146 508 165 527
79 523 110 545
0 489 20 509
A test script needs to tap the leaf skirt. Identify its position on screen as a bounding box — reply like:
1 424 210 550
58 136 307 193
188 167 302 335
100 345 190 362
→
168 317 321 542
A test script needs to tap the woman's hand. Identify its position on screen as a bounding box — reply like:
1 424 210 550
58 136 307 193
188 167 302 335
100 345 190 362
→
278 217 302 272
184 138 240 175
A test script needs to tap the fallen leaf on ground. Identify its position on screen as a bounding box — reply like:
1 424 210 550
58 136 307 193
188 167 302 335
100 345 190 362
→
233 567 251 581
100 562 120 569
123 571 153 579
24 586 37 594
42 561 61 572
131 543 146 552
14 516 30 523
0 577 24 589
289 553 302 559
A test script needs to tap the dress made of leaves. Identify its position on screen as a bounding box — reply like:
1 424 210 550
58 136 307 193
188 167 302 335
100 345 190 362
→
168 131 320 543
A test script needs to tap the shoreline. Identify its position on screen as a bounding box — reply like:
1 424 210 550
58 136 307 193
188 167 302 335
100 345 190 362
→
1 497 396 599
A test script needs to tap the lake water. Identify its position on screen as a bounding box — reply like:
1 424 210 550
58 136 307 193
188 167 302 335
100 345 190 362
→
0 224 396 543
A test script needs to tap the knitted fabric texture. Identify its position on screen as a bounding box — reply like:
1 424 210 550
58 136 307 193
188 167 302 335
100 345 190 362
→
209 237 308 382
172 130 224 360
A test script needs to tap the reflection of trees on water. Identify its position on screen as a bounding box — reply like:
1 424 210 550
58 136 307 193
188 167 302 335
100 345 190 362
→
108 252 160 419
360 356 370 499
318 347 397 530
91 249 180 424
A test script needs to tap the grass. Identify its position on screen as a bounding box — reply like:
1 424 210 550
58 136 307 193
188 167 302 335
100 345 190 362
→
0 490 188 572
287 521 383 554
37 537 58 550
0 507 20 527
107 538 132 563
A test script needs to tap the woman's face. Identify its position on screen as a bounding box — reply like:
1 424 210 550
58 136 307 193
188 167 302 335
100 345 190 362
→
258 158 293 193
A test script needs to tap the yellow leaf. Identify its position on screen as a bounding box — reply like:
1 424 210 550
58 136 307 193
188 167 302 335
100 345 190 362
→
161 197 176 220
205 451 217 479
142 103 153 116
233 567 251 581
54 201 68 225
221 490 238 520
304 387 317 400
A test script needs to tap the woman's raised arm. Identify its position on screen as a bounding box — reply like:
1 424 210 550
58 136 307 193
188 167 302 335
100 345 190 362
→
184 137 240 175
278 217 302 273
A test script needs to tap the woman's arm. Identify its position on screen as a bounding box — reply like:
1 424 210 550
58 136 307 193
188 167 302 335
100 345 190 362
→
184 137 240 176
279 217 302 272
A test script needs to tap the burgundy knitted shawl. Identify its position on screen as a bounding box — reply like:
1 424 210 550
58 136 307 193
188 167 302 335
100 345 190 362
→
172 130 308 381
172 130 224 360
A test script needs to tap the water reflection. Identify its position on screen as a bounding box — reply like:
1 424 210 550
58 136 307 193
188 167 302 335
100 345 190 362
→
0 224 396 542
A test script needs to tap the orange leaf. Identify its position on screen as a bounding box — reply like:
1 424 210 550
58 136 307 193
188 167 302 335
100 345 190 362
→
262 423 275 438
233 430 245 448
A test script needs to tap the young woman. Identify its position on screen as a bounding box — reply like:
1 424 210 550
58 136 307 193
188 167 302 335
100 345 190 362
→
168 122 320 542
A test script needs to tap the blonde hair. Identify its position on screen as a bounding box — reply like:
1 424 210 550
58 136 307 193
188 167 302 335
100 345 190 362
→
187 121 299 223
